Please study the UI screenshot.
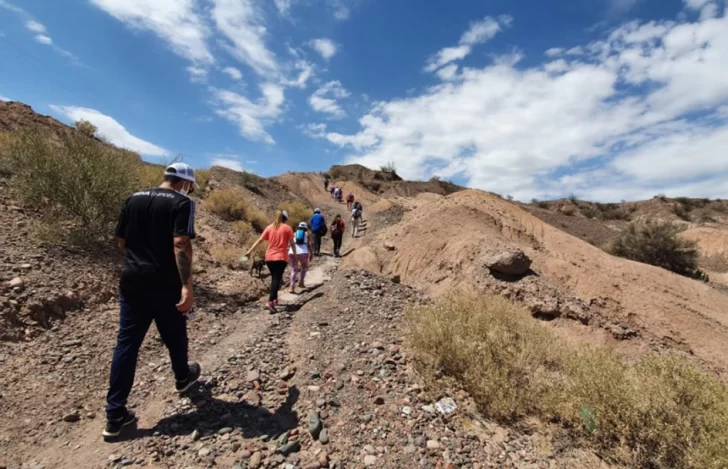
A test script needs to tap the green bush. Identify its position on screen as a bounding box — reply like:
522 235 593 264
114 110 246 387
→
610 222 699 277
407 292 728 468
7 130 140 242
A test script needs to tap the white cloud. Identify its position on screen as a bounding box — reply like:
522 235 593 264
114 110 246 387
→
274 0 295 15
89 0 213 64
684 0 711 9
0 94 10 101
186 65 208 83
300 122 327 138
545 47 564 57
211 157 244 171
284 60 314 88
222 66 243 80
330 0 350 20
425 16 512 73
50 105 170 157
213 83 285 144
436 64 459 81
309 81 350 118
34 34 52 45
328 10 728 201
25 20 45 33
212 0 278 77
310 38 338 60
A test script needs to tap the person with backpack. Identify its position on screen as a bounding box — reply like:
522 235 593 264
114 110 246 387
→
354 201 364 219
288 222 313 294
351 204 363 238
335 187 343 203
324 175 329 191
330 214 345 258
245 210 297 313
330 185 336 199
309 208 327 256
346 192 355 211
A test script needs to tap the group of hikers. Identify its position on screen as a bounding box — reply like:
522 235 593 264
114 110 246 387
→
104 163 365 440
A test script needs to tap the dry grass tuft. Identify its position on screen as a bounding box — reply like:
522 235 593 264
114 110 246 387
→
279 200 311 229
210 244 246 267
206 188 268 231
406 291 728 468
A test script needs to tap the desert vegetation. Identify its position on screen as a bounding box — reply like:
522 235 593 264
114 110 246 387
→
206 188 268 231
609 221 705 279
407 292 728 468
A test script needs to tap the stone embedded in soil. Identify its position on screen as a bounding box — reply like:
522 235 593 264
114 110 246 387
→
278 441 301 456
198 447 212 457
319 428 330 445
364 455 377 466
249 451 262 468
62 412 80 423
246 370 261 383
427 440 441 450
217 427 233 435
8 277 24 289
485 248 532 276
308 411 323 440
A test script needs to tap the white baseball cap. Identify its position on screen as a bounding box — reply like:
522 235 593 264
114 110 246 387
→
164 163 198 186
282 210 289 220
298 222 308 229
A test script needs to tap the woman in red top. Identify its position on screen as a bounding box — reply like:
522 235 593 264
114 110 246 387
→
246 210 297 312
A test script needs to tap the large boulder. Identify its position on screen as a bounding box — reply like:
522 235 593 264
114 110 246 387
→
486 249 532 276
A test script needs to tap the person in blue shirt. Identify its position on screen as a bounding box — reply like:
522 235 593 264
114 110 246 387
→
309 208 327 256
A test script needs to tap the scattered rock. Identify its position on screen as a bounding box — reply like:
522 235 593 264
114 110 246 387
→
246 370 261 383
217 427 233 435
308 410 323 440
363 455 377 466
278 441 301 456
62 412 80 423
249 451 262 469
485 249 532 276
319 428 329 445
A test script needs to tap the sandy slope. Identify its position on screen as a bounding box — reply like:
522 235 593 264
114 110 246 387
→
344 189 728 375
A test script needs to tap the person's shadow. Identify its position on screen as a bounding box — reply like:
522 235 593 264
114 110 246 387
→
112 386 300 442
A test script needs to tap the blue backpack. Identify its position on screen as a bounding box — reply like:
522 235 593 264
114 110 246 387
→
295 228 306 245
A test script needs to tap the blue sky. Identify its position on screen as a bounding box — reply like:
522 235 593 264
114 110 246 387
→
1 0 727 201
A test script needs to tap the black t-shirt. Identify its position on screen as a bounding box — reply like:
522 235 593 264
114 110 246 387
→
115 188 196 300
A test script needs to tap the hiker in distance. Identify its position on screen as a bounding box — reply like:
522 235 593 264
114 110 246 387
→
323 175 329 191
245 210 297 313
289 222 314 294
104 163 201 440
310 208 327 256
346 191 355 211
351 203 363 238
330 213 345 258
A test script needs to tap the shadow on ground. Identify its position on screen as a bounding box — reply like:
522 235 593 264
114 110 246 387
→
110 386 301 443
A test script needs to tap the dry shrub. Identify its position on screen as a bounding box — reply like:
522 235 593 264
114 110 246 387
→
210 244 246 267
232 221 265 258
407 291 728 468
195 169 211 193
7 130 140 243
279 200 311 229
74 119 98 138
610 222 699 277
407 294 560 421
138 163 164 189
206 188 268 230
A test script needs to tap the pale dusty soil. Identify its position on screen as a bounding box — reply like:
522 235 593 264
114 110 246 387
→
344 189 728 377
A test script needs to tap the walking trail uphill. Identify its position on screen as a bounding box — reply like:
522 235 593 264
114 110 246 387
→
0 197 611 469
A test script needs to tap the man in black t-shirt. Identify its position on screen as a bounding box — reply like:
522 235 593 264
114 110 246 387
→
103 162 201 440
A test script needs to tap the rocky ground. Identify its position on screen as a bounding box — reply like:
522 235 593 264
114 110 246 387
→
0 251 613 469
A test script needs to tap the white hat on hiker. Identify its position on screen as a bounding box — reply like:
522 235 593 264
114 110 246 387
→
314 208 321 213
164 163 198 186
299 222 308 229
281 210 289 220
